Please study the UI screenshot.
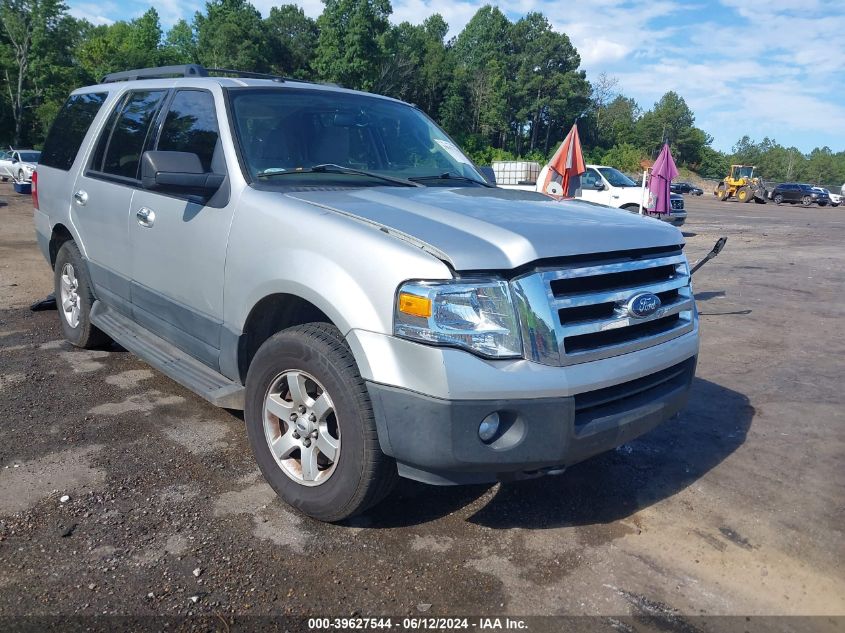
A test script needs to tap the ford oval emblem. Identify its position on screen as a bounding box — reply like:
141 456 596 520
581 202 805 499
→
627 292 661 318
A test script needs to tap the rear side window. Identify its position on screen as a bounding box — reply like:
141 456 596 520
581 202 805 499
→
157 90 219 172
92 90 166 179
39 92 107 171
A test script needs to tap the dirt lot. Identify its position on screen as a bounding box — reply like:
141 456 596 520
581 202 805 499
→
0 183 843 629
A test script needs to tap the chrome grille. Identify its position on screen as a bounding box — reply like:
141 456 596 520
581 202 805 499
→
511 247 695 366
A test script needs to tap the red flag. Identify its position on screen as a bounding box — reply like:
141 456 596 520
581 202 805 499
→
541 123 586 199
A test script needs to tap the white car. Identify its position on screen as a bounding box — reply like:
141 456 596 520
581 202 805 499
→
0 149 40 182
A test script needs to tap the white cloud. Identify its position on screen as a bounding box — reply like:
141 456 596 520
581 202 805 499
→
68 3 115 25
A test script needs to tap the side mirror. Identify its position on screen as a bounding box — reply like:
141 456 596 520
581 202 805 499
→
11 156 18 164
141 151 223 196
477 165 496 185
593 180 605 190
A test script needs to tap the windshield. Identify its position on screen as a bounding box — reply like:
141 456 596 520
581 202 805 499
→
229 88 484 186
734 166 753 178
18 151 40 162
598 167 638 187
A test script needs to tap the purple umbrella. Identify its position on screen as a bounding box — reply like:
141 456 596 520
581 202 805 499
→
647 143 679 214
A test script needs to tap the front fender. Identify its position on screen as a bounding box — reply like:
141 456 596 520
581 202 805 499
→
223 188 453 337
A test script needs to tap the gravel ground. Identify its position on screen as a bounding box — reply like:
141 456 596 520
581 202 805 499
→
0 183 843 631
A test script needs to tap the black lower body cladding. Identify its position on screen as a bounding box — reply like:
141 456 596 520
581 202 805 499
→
367 356 697 485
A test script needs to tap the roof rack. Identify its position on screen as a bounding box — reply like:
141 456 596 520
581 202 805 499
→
101 64 287 84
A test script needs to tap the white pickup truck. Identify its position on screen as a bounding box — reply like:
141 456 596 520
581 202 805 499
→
0 148 40 182
493 161 687 226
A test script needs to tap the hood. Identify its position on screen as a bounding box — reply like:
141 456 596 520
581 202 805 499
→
287 186 684 271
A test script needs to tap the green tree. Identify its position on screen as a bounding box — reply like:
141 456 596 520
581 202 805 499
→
441 6 510 145
598 95 639 148
636 91 708 165
194 0 267 71
265 5 317 77
374 15 450 113
77 9 165 81
510 12 583 154
0 0 66 145
164 19 197 64
314 0 391 90
601 143 645 173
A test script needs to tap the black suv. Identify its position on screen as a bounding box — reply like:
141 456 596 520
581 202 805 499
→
771 183 829 207
670 182 703 196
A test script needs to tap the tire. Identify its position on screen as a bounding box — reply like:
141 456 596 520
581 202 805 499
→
736 186 750 203
773 193 784 205
244 323 397 522
801 195 812 207
54 241 111 349
818 201 828 207
17 169 24 182
716 185 728 201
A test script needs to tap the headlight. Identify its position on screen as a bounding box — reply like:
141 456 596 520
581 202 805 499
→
394 280 522 358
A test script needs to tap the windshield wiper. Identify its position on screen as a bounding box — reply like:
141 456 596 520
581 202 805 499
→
408 172 493 187
257 163 422 187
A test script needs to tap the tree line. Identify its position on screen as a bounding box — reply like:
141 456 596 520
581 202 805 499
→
1 0 843 186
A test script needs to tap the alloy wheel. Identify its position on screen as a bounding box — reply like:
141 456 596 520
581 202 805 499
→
59 263 81 328
262 369 340 487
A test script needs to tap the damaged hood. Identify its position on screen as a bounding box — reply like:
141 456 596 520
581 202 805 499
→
288 186 684 271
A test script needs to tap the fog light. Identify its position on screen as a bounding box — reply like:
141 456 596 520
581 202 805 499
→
479 413 500 443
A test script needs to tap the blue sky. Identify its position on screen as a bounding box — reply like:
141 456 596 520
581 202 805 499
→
67 0 845 154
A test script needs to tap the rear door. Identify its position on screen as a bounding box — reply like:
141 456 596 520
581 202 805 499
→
35 90 110 258
72 89 168 315
128 88 234 369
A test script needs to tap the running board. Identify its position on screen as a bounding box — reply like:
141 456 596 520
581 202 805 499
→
90 301 245 409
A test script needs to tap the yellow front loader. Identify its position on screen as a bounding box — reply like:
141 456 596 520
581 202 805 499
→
715 165 768 203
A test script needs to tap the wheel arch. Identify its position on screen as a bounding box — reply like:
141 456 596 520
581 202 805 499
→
236 293 337 384
49 223 75 269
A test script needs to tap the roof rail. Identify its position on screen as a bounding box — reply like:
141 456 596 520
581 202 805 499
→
102 64 208 83
101 64 287 84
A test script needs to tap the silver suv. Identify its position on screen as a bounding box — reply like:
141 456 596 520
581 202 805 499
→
34 65 699 521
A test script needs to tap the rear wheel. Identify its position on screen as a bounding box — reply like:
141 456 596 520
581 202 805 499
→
801 195 812 207
54 241 111 349
736 187 751 203
244 323 397 522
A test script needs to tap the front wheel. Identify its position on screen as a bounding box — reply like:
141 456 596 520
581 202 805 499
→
54 241 111 349
773 194 784 205
17 169 24 182
801 195 812 207
244 323 397 522
716 185 728 201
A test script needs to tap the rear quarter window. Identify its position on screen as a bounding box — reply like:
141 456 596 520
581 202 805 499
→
39 92 108 171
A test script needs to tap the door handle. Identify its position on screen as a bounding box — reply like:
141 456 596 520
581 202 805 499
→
73 190 88 206
136 207 155 228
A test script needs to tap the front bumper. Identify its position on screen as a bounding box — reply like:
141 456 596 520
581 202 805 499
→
367 356 696 485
